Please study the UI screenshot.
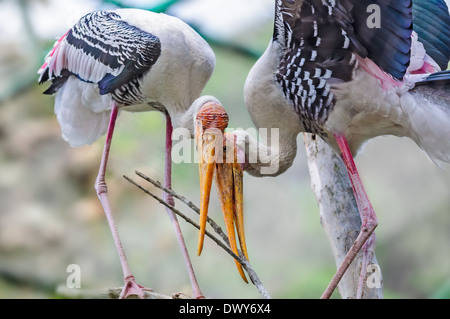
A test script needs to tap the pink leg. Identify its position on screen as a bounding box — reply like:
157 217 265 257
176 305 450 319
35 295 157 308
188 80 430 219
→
163 115 205 299
95 102 149 299
321 134 378 299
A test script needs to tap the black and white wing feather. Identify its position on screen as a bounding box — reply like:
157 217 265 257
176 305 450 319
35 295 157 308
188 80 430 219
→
39 10 161 105
274 0 413 133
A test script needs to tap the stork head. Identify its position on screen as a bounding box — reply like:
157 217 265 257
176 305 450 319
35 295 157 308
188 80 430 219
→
195 100 249 283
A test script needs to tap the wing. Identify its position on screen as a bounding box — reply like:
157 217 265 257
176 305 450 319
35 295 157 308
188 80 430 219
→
38 10 161 98
275 0 413 80
416 70 450 87
274 0 412 132
412 0 450 70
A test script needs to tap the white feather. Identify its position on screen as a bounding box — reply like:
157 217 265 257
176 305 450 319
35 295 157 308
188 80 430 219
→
408 32 427 72
55 77 111 147
408 32 441 73
324 68 450 168
402 91 450 167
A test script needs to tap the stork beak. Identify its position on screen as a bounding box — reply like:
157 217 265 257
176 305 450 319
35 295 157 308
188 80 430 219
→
214 135 249 283
195 103 249 283
196 127 216 257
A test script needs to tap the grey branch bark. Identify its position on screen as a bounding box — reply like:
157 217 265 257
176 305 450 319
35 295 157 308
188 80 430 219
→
303 134 383 299
56 285 191 299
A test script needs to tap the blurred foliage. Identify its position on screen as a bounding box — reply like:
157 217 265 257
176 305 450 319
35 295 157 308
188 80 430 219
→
103 0 182 12
0 0 449 300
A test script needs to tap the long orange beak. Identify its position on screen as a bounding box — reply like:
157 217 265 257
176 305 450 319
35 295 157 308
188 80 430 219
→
196 129 216 257
195 102 249 283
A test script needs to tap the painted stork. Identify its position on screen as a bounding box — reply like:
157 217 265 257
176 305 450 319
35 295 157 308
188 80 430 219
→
37 9 230 299
195 0 450 298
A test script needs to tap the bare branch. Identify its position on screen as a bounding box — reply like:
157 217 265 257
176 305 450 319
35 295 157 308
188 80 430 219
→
56 285 188 299
124 173 271 299
134 170 229 243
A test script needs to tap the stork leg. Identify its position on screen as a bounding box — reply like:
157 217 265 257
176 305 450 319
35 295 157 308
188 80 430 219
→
321 134 378 299
163 114 205 299
95 102 149 299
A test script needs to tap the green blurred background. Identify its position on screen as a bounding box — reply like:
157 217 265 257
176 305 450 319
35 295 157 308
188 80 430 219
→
0 0 449 299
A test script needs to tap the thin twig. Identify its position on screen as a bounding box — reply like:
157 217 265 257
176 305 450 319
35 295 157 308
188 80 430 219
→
123 173 271 299
135 170 229 243
56 285 177 299
133 171 243 261
124 175 229 252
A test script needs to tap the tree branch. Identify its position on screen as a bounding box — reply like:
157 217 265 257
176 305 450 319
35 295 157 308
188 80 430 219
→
303 134 383 299
124 172 271 299
134 171 229 243
56 285 191 299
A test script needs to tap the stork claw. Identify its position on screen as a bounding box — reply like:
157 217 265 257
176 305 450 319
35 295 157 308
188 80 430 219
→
119 276 152 299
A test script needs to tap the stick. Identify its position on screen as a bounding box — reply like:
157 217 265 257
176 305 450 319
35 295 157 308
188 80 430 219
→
135 170 229 243
123 173 271 299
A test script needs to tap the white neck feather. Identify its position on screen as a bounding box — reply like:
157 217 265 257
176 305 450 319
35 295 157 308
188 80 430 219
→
239 41 303 177
233 127 298 177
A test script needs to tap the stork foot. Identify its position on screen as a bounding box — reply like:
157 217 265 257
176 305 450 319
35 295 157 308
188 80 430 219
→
321 217 377 299
320 133 380 299
119 276 152 299
357 232 377 298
